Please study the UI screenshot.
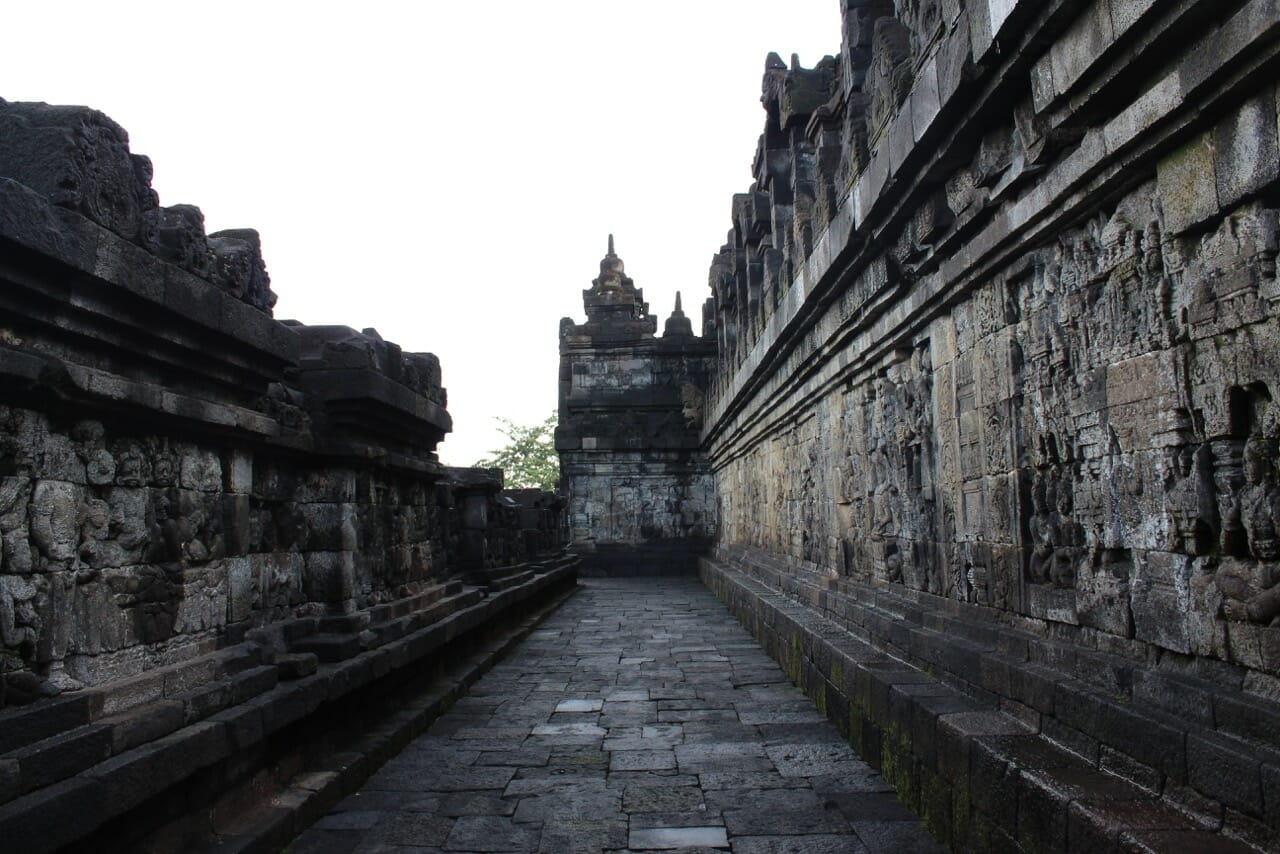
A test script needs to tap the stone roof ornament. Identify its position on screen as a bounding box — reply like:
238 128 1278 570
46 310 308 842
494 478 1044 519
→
663 290 694 337
592 232 633 294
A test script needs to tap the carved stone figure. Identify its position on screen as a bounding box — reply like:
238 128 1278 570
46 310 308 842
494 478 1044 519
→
1216 431 1280 625
1026 468 1083 589
680 383 706 430
0 574 40 658
865 16 913 142
144 204 213 277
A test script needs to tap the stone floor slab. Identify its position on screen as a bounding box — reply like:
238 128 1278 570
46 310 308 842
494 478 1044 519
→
289 578 937 853
629 825 730 850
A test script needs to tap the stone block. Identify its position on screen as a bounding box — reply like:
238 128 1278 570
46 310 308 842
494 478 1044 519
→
84 720 229 815
1157 129 1219 234
1041 716 1099 766
938 12 973 107
935 709 1028 788
1008 662 1059 714
303 551 355 604
11 723 113 794
1214 691 1280 750
161 657 217 698
1030 52 1057 115
254 551 305 612
1067 798 1193 852
1180 0 1280 102
1052 684 1187 783
178 448 222 493
0 178 101 276
226 555 253 623
1132 671 1214 729
1214 88 1280 210
1130 552 1196 655
1048 0 1115 102
208 703 264 751
225 449 253 494
888 103 916 177
1186 732 1264 816
1108 0 1158 34
0 693 96 753
181 679 232 725
911 55 942 145
0 777 106 854
1102 69 1181 156
969 0 1019 63
968 736 1019 833
912 692 980 771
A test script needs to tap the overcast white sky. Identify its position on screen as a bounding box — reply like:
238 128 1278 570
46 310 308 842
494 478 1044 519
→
3 1 839 467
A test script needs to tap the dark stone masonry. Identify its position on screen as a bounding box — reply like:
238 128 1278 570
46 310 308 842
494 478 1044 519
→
4 0 1280 852
0 99 575 852
693 0 1280 851
292 578 943 853
557 237 717 577
555 0 1280 851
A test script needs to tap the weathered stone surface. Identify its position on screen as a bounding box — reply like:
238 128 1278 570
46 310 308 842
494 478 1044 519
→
292 578 936 853
673 1 1280 849
558 238 717 575
0 92 573 853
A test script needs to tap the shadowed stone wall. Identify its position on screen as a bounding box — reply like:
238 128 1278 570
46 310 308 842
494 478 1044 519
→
694 0 1280 849
0 98 574 852
557 238 717 575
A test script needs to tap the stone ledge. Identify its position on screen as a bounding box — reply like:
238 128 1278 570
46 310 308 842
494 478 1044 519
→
199 578 583 854
700 551 1277 852
704 0 1280 456
0 554 578 854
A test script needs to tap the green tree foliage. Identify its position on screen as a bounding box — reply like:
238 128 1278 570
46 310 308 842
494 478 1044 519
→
473 413 560 492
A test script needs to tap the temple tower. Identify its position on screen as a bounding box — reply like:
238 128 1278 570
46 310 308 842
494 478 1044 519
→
556 237 717 575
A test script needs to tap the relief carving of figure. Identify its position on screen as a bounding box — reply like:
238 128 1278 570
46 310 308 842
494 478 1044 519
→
1027 471 1053 583
866 16 914 141
0 574 40 658
1027 469 1083 588
1165 443 1216 555
1216 431 1280 625
895 0 943 61
1050 477 1085 588
680 383 706 431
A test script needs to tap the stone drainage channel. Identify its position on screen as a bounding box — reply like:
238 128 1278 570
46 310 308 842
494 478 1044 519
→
286 577 940 853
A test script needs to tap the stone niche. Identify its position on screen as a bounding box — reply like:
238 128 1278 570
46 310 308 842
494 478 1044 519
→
557 236 717 575
698 0 1280 850
0 97 574 852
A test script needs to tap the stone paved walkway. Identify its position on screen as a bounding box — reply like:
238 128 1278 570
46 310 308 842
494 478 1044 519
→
287 578 943 853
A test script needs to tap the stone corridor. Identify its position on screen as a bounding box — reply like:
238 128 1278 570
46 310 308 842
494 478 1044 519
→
286 578 941 853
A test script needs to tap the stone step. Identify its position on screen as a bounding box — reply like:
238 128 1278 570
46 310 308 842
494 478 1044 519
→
704 553 1280 851
399 589 485 634
0 694 98 755
316 613 371 634
727 546 1280 767
1 722 113 801
0 556 578 852
483 570 535 591
0 642 268 760
276 652 319 680
291 633 364 664
368 580 460 624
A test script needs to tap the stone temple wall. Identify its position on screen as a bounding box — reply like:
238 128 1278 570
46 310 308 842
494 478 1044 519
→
699 0 1280 849
0 99 574 851
557 238 717 575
